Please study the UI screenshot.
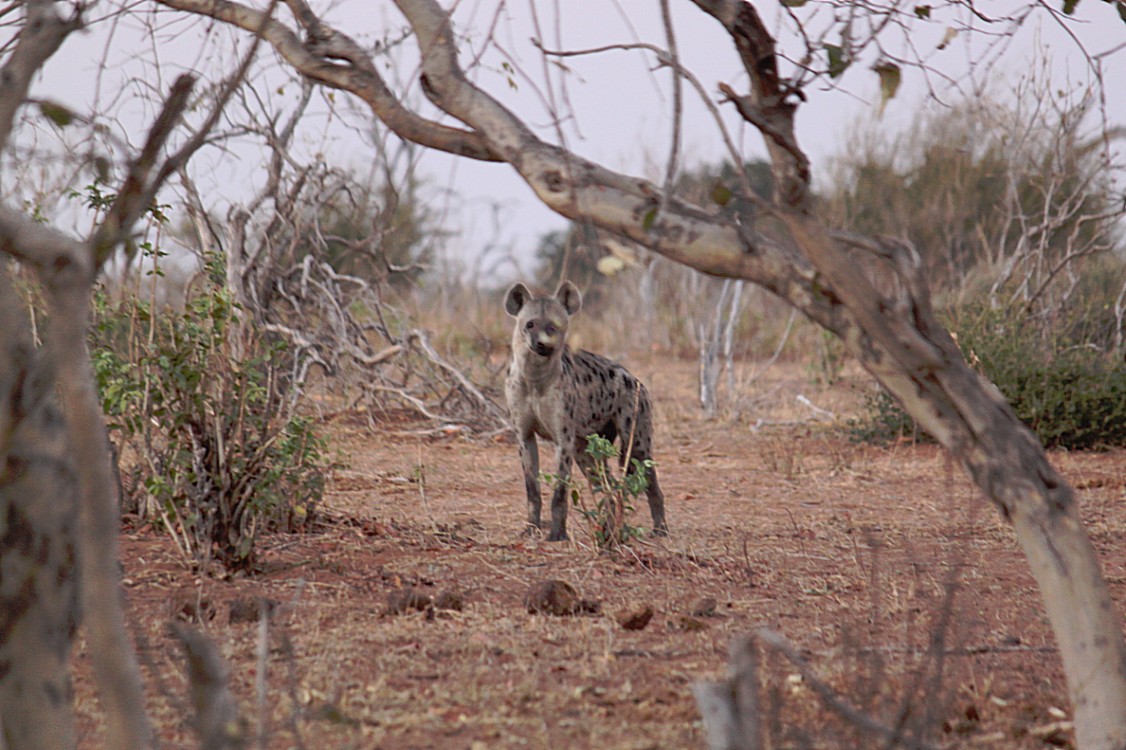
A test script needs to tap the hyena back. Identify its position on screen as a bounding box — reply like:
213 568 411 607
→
503 280 668 541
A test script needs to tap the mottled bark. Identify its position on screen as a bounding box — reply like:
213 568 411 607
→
0 267 79 750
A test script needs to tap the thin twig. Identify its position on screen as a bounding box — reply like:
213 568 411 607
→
756 628 941 750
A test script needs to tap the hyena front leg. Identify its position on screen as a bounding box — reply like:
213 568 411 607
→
548 441 574 541
519 434 543 532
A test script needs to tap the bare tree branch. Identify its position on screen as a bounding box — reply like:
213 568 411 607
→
155 0 500 160
0 0 81 153
90 73 196 267
172 623 247 750
689 0 810 208
756 629 941 750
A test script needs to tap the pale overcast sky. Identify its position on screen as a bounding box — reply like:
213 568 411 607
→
18 1 1126 280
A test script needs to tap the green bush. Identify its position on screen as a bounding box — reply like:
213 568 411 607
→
851 303 1126 450
91 254 325 573
574 434 652 549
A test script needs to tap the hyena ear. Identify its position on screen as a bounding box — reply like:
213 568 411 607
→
504 283 532 317
555 280 582 317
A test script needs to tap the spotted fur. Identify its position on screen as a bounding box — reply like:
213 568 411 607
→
504 281 668 541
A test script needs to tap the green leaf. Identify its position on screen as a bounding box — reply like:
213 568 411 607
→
874 62 902 112
642 206 658 231
711 183 733 206
1063 0 1079 13
38 100 75 127
780 0 807 6
914 5 932 18
824 44 850 78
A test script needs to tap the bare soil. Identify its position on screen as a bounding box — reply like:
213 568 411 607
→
73 357 1126 749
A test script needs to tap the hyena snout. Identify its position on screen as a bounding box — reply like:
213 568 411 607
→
527 321 562 357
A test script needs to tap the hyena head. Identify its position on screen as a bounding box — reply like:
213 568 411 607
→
505 281 582 359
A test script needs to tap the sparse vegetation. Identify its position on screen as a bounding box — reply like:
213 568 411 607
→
6 1 1126 747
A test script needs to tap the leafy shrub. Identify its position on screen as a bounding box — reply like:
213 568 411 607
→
851 302 1126 450
573 434 652 549
91 254 325 573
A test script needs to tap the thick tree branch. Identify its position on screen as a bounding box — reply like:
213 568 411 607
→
690 0 810 208
0 0 81 152
0 266 79 750
154 0 500 161
1 51 211 750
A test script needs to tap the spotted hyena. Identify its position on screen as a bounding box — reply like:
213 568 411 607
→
504 281 668 541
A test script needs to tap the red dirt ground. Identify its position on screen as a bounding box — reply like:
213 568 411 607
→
73 357 1126 749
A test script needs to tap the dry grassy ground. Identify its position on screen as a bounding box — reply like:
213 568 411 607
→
73 357 1126 749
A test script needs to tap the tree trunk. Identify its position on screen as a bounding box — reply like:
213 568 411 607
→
779 211 1126 749
0 267 79 750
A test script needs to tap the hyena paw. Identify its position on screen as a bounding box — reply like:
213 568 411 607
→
546 528 569 542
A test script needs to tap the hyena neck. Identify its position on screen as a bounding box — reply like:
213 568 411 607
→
516 344 567 392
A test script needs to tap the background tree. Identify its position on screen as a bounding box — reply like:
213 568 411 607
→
825 73 1124 315
825 76 1126 449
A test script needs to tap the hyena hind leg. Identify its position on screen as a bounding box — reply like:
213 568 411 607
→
644 464 668 536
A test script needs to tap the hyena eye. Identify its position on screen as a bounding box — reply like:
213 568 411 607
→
525 320 535 330
544 325 556 335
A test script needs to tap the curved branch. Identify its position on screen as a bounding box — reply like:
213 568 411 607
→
690 0 811 208
155 0 500 161
0 0 82 152
392 4 1126 747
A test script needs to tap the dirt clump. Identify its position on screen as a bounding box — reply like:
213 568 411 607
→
615 603 655 630
523 579 600 616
